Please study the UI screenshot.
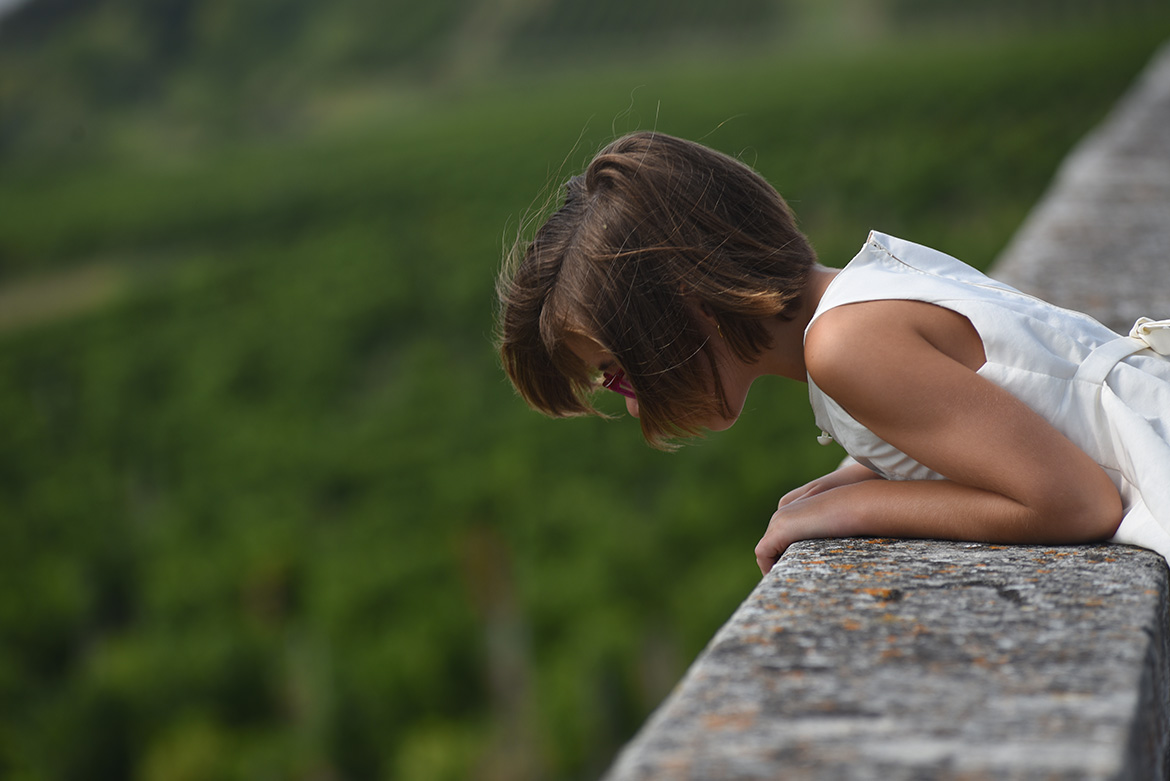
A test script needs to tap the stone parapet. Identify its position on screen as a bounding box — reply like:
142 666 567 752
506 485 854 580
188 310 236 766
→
604 540 1168 780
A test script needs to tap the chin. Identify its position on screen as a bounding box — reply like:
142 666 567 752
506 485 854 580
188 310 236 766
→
705 412 741 433
708 395 749 432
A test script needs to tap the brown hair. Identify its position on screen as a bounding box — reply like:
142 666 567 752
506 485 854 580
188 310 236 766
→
496 132 816 449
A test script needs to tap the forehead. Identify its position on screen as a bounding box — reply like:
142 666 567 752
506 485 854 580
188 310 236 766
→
561 332 614 371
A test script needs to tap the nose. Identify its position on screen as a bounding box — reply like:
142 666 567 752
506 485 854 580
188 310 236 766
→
625 395 640 418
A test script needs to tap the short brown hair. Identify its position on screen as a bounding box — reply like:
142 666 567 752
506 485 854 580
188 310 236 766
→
496 132 816 449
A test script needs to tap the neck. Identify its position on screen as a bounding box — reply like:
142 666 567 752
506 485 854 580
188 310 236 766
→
757 264 839 382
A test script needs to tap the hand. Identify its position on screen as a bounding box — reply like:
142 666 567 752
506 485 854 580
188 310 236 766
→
756 484 863 575
777 461 880 508
756 463 879 574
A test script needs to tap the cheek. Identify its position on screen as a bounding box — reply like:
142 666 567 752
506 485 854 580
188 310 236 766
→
705 415 736 432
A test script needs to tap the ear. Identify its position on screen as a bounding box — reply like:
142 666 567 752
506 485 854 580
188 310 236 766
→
692 299 719 327
684 297 724 340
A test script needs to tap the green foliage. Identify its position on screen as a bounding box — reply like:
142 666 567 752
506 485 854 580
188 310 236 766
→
0 16 1167 781
0 0 472 160
509 0 783 60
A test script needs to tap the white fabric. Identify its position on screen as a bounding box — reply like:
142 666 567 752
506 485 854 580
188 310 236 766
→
1130 317 1170 354
806 231 1170 562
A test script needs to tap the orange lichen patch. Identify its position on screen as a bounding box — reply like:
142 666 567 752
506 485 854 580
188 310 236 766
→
862 588 899 601
1082 598 1105 607
841 619 862 631
704 711 758 731
1035 569 1052 574
830 563 858 571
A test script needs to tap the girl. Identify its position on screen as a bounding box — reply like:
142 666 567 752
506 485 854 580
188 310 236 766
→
495 132 1170 574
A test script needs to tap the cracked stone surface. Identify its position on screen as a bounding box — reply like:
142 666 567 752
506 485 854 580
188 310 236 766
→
604 540 1169 780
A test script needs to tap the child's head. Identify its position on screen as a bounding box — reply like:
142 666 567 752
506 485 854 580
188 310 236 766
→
496 132 816 448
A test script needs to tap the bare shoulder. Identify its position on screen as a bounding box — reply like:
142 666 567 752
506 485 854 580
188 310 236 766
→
805 299 985 384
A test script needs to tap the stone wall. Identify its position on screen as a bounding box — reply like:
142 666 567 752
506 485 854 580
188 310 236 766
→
602 41 1170 781
605 541 1168 780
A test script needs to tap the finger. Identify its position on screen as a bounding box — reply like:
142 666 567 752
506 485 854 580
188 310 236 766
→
756 552 774 575
754 538 781 575
778 485 814 508
779 485 823 509
777 491 801 508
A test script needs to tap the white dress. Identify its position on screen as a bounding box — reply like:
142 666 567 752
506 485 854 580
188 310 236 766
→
806 231 1170 561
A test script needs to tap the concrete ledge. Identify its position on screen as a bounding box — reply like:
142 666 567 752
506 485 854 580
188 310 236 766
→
604 540 1169 780
604 40 1170 781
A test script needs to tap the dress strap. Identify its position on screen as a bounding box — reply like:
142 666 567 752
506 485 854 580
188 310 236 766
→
1075 337 1148 385
1074 317 1170 386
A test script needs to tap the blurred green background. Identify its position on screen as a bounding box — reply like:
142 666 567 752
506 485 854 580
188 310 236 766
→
1 1 1168 779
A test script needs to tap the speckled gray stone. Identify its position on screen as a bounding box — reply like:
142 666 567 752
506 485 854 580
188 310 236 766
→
604 540 1169 781
603 40 1170 781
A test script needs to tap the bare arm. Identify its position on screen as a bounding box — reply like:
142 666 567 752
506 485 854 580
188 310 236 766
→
777 460 881 508
756 300 1123 574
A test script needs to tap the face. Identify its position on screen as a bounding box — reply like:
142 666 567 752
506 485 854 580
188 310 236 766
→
563 333 641 419
689 307 768 432
563 329 757 432
701 338 754 433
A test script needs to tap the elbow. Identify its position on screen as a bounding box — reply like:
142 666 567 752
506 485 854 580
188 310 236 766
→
1088 486 1125 542
1046 477 1124 543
